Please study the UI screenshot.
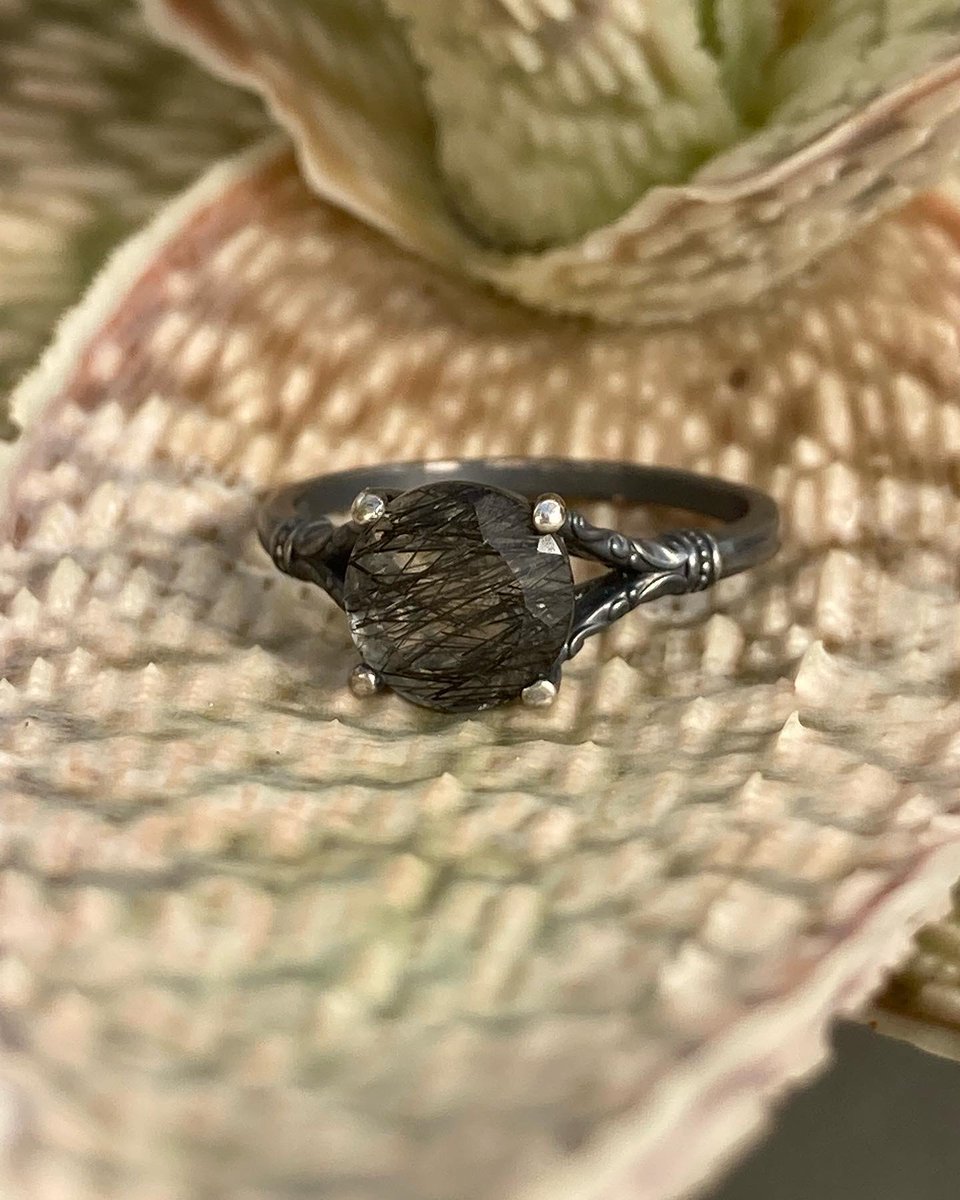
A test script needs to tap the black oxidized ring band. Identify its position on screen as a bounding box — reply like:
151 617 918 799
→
257 458 779 713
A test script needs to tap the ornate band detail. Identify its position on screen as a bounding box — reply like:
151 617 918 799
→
565 513 721 589
562 525 722 661
677 528 723 593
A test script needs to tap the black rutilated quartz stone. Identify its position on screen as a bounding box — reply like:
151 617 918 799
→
343 481 574 712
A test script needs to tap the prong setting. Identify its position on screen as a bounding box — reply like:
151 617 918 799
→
348 663 384 698
521 677 558 708
532 493 567 534
350 489 386 526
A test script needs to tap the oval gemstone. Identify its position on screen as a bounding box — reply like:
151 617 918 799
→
343 481 574 712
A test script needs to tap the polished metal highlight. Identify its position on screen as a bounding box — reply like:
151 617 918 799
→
350 489 386 526
531 493 567 534
521 678 558 708
348 663 384 698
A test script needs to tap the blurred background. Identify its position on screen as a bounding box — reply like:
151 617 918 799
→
712 1023 960 1200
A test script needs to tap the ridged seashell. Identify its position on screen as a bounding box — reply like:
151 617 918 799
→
4 3 960 1199
148 0 960 322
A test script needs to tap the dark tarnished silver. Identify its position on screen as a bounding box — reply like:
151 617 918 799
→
257 458 779 712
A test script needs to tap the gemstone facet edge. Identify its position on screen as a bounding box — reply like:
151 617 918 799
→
343 481 575 712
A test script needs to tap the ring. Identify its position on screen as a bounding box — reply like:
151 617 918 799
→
257 458 779 713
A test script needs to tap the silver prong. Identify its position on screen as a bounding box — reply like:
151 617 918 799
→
351 489 386 526
532 493 566 534
349 663 384 697
521 678 558 708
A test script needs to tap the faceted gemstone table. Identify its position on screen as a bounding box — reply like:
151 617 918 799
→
344 482 574 711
